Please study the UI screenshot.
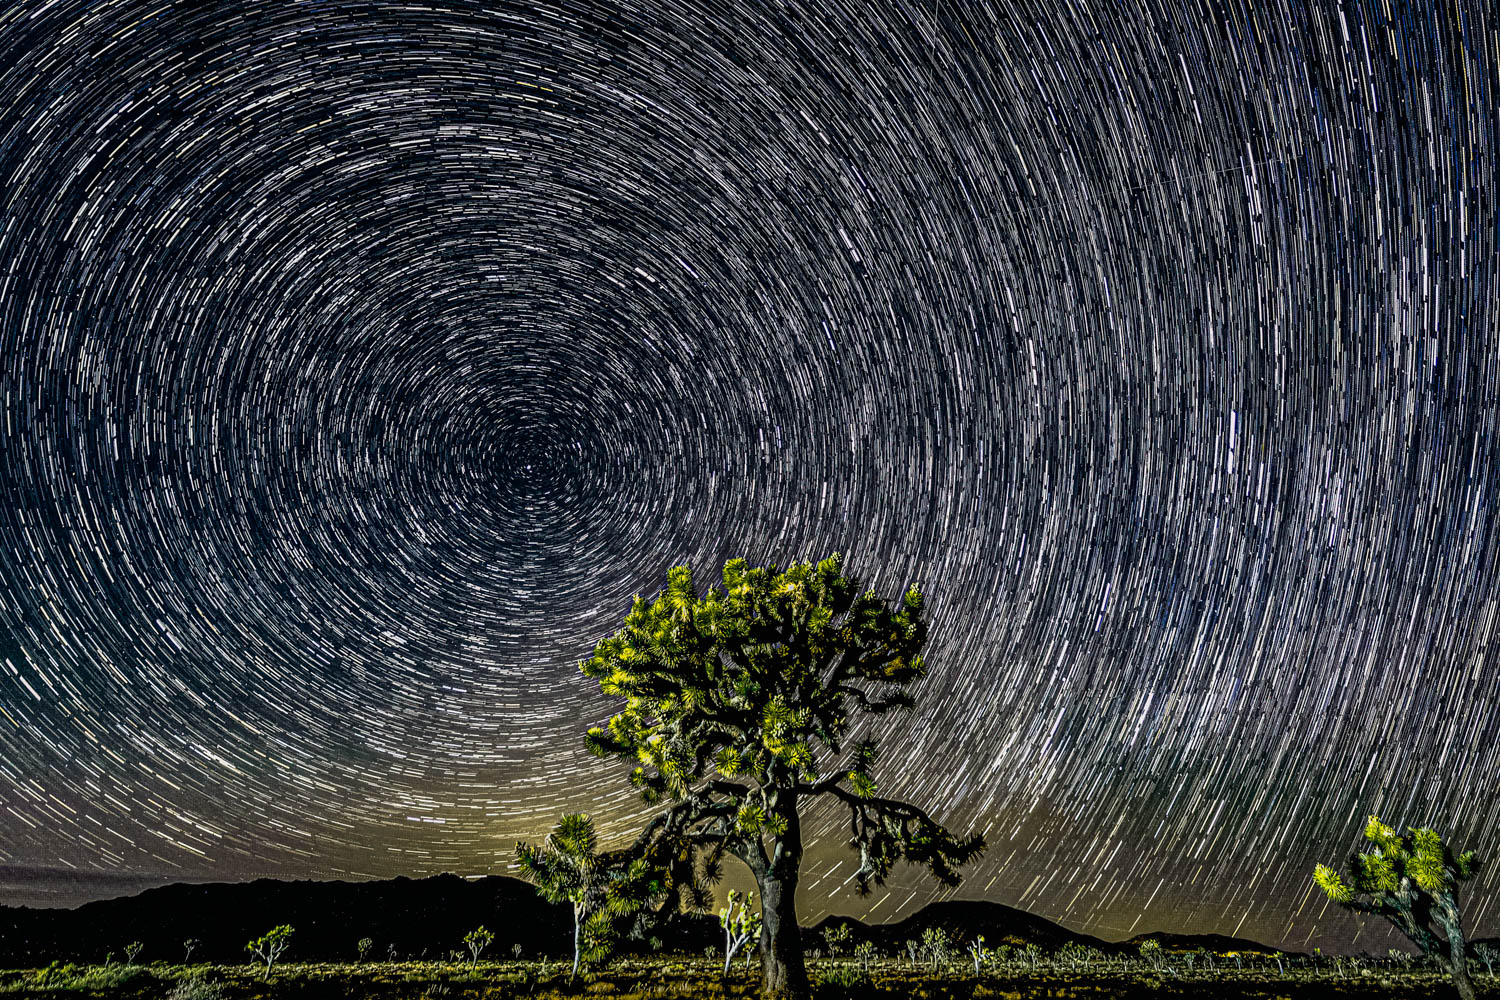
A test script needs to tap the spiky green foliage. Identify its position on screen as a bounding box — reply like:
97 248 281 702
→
581 554 983 890
245 925 293 977
514 813 679 978
1314 815 1482 1000
582 555 983 999
462 926 494 967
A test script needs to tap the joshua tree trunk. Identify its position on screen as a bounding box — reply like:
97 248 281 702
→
758 872 807 999
1443 930 1476 1000
756 799 808 1000
572 904 583 981
1386 897 1475 1000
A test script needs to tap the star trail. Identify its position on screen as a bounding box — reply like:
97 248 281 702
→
1 0 1498 954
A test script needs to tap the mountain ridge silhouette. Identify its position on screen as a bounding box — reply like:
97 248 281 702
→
0 873 1294 967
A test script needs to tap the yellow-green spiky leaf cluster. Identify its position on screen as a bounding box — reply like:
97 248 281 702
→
1408 828 1449 892
736 802 766 836
1314 863 1352 903
1315 815 1481 916
1355 848 1399 892
1364 816 1399 851
847 770 877 798
579 554 932 800
715 747 743 777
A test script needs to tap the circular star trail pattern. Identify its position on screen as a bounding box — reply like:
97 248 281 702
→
1 0 1498 950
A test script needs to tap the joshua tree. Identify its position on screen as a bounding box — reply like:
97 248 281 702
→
1475 943 1498 977
514 812 668 981
1138 938 1163 971
246 925 294 978
822 923 853 958
719 890 762 975
854 941 877 973
464 926 494 968
921 926 951 972
124 941 143 965
357 937 373 962
581 555 984 999
968 936 990 975
1314 815 1482 1000
182 939 200 963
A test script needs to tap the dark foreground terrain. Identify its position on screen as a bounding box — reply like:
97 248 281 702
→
1 959 1494 999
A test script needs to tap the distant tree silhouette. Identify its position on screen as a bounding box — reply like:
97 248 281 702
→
1315 816 1482 1000
581 554 984 999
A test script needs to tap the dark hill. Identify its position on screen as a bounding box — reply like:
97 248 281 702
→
810 899 1117 955
0 875 1292 968
0 874 573 967
1124 930 1290 954
808 901 1294 958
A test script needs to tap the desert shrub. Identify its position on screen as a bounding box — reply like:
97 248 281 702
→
813 962 871 996
167 974 227 1000
7 962 146 993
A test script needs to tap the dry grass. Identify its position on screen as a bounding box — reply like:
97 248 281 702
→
0 957 1493 999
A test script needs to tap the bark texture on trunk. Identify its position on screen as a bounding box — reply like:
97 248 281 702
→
1445 930 1476 1000
572 905 583 981
758 871 807 999
757 793 809 1000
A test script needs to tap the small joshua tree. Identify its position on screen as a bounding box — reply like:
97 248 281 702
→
1138 938 1163 971
822 923 852 958
246 925 294 978
720 890 763 975
183 939 200 963
968 936 990 976
921 927 950 972
357 937 373 962
854 941 877 974
1315 816 1481 1000
515 812 667 981
124 941 143 965
1475 943 1498 977
464 926 495 968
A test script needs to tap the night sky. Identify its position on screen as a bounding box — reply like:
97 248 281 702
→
1 0 1498 954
